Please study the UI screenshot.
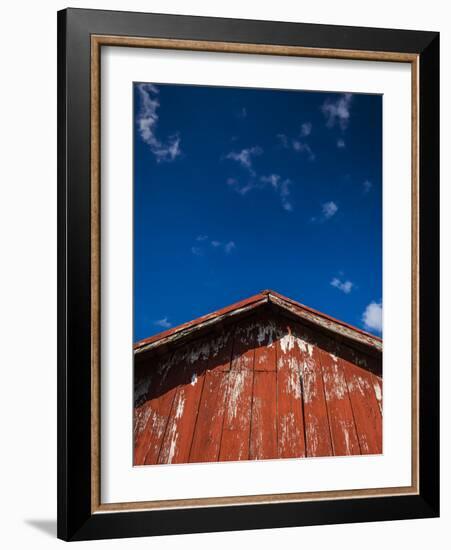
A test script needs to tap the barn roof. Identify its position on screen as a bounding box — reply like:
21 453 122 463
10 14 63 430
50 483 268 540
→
134 292 383 465
134 289 382 358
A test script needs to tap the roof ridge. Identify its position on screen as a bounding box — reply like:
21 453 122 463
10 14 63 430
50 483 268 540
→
134 290 382 356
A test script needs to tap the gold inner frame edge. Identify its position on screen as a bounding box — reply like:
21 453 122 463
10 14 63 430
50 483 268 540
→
90 35 420 514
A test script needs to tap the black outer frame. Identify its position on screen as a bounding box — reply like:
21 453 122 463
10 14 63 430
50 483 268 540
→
57 8 439 542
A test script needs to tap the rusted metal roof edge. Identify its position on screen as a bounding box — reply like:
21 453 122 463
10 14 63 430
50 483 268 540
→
134 289 382 357
268 292 382 353
134 295 268 356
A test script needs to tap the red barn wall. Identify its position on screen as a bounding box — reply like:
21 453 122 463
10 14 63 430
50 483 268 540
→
134 310 382 465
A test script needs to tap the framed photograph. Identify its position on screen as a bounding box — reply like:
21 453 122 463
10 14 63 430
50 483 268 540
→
57 8 439 541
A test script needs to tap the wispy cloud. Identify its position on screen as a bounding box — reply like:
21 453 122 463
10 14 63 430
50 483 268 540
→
363 180 372 193
226 150 295 212
310 201 339 223
300 122 312 137
337 138 346 149
237 107 247 119
277 133 289 148
321 93 353 130
227 177 256 196
191 237 236 256
292 140 315 161
362 301 382 333
330 277 354 294
322 201 338 219
224 241 236 254
191 246 203 256
226 146 262 175
154 317 172 329
260 174 293 211
278 125 315 161
136 83 181 162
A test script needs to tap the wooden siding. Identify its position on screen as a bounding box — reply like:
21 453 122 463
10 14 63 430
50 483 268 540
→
134 310 382 465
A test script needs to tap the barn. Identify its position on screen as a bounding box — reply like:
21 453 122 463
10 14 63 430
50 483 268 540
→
134 290 382 466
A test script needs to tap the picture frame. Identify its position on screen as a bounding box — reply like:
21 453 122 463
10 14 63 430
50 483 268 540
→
57 7 439 541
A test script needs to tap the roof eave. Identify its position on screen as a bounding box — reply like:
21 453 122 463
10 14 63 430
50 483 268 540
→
134 290 382 357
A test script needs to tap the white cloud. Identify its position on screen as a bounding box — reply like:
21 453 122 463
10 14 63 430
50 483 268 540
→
277 128 314 160
279 180 293 212
191 246 203 256
322 201 338 219
260 174 293 212
226 146 262 175
300 122 312 137
191 238 236 256
237 107 247 118
154 317 172 329
136 83 181 162
362 301 383 333
260 174 280 189
321 93 353 130
337 139 346 148
330 277 354 294
363 180 373 192
226 177 257 196
292 140 315 161
224 241 236 254
277 133 289 148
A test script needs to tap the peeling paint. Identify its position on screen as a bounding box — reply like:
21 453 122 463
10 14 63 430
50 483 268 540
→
209 331 230 357
186 341 210 364
301 357 317 404
135 296 382 466
134 375 151 407
166 430 179 464
339 419 351 454
174 393 185 419
226 371 246 421
323 363 347 401
373 381 382 401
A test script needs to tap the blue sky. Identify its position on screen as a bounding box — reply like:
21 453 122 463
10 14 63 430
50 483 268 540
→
133 83 382 342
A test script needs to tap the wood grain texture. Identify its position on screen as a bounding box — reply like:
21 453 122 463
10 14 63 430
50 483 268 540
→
250 371 278 460
341 359 383 454
158 339 210 464
299 333 334 457
134 355 179 465
276 323 306 459
134 310 382 465
189 332 234 462
320 349 360 456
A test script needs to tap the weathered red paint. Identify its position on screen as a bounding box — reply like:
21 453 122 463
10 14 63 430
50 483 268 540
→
134 290 382 357
134 291 382 465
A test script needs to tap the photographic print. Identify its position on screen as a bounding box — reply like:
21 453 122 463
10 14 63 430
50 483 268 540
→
133 82 383 467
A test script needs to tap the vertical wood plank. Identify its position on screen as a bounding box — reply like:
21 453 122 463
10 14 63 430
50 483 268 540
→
253 315 277 371
372 374 383 415
320 349 360 456
218 369 253 461
296 326 334 457
207 328 234 372
189 332 233 463
249 371 278 460
158 339 210 464
276 323 306 459
134 354 179 466
134 370 153 441
219 320 256 461
341 359 383 454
